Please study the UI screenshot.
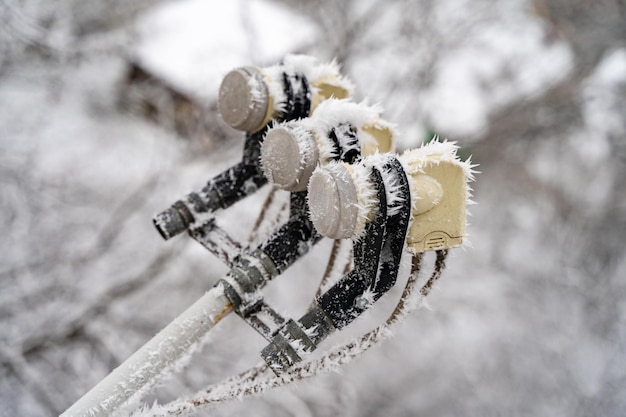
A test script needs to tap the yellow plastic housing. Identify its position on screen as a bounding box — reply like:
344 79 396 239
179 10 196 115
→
310 76 351 111
360 122 395 155
403 150 468 253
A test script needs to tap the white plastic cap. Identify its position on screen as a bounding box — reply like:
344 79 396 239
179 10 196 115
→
218 67 269 132
307 164 360 239
261 126 319 192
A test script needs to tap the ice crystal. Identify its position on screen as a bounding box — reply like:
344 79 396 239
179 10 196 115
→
301 99 382 134
247 71 267 107
261 55 354 116
344 162 377 239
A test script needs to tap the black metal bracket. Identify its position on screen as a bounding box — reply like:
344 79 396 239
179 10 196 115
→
153 68 314 241
216 191 321 342
260 156 413 374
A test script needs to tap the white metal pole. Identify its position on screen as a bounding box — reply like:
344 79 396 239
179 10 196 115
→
61 284 232 417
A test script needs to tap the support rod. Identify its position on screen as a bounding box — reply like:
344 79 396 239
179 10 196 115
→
60 285 231 417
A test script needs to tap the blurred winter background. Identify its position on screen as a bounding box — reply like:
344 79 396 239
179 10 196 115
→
1 0 625 416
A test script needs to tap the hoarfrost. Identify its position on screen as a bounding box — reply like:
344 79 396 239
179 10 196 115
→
263 55 355 116
314 130 340 164
399 138 478 238
61 287 231 417
130 253 443 417
344 162 377 239
355 289 376 309
261 62 289 114
281 55 355 100
7 1 625 416
303 324 321 340
301 99 383 135
302 99 397 159
367 153 406 217
247 72 267 108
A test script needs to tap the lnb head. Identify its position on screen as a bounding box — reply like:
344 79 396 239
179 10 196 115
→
308 140 476 252
260 125 319 192
260 99 397 192
218 55 354 133
307 162 370 239
218 66 269 132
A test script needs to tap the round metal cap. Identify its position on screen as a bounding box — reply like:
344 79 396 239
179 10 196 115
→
218 67 269 132
308 164 359 239
261 127 318 192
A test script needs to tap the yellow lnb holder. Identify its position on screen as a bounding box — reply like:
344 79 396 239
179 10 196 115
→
306 140 473 246
401 145 469 253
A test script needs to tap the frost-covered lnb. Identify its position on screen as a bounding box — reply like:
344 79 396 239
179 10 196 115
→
218 54 354 133
258 139 477 374
308 139 477 250
260 99 396 192
153 55 354 241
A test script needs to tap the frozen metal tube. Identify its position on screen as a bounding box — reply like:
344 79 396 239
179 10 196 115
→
60 285 232 417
